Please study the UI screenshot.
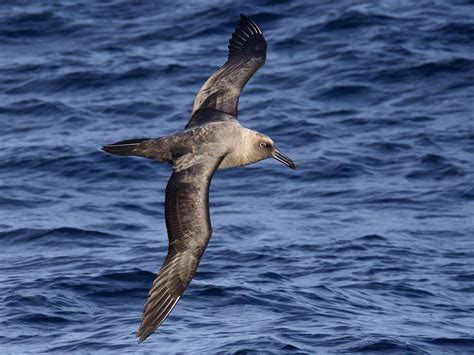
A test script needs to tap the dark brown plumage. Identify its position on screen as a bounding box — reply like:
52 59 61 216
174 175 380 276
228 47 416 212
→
136 155 224 342
186 15 267 129
102 14 296 343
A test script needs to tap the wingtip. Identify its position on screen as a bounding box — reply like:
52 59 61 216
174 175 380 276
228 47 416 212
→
136 321 162 343
136 326 151 344
238 14 262 34
228 13 266 61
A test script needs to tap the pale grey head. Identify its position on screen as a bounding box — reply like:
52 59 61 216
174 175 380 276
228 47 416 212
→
248 132 296 169
216 128 296 170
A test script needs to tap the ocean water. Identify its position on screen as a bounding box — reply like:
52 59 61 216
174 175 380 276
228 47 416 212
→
1 0 473 353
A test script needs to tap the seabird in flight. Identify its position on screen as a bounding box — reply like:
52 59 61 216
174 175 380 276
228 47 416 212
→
102 14 296 342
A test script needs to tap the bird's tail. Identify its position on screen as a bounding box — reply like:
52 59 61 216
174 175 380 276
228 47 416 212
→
102 138 150 156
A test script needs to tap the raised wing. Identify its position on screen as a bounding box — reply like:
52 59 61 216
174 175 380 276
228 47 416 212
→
136 154 225 342
185 14 267 129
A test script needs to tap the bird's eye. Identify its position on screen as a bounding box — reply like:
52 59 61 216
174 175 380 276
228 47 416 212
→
259 142 267 148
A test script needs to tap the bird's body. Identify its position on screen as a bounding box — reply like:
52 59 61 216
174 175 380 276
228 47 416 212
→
106 121 274 170
102 14 296 342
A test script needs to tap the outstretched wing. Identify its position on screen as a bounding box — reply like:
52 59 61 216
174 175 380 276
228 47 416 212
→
185 14 267 129
137 154 225 342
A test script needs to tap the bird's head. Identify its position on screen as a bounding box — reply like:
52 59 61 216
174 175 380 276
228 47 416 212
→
251 133 297 170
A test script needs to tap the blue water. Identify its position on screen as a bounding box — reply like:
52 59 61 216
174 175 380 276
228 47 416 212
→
1 0 473 353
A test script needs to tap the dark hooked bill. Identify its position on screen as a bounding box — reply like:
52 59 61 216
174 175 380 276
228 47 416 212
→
273 150 297 170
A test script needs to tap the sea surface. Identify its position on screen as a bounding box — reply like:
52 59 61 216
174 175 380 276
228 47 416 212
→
1 0 473 353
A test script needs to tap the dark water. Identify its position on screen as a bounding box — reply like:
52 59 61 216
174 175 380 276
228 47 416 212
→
1 0 473 353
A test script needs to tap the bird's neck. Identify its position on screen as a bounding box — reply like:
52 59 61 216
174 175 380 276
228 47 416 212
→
218 128 259 169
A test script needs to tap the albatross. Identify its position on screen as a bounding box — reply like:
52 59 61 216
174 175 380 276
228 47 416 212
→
102 14 296 342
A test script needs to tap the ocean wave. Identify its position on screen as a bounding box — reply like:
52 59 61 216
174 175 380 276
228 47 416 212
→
0 11 89 38
0 227 121 247
0 99 74 117
345 338 429 353
406 154 465 180
7 66 163 94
